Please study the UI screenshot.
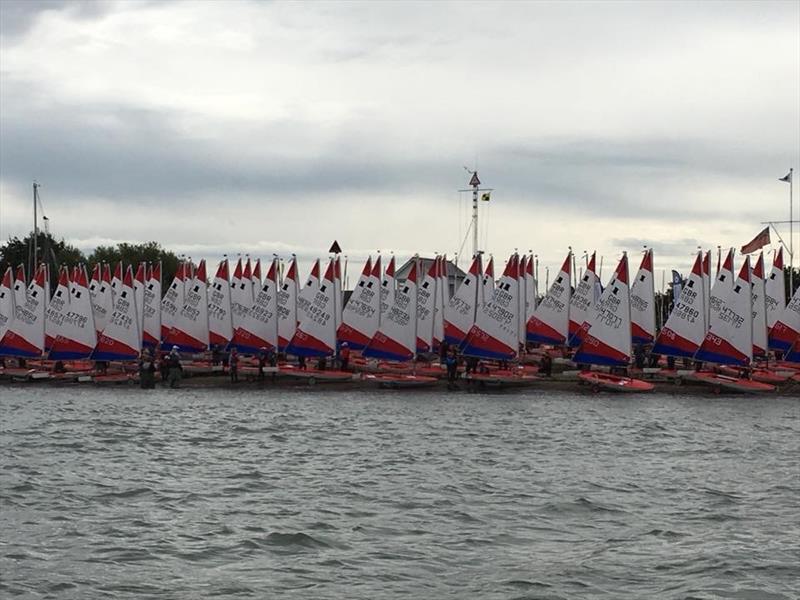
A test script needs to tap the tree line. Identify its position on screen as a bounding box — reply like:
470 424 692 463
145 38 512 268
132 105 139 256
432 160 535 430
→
0 232 181 292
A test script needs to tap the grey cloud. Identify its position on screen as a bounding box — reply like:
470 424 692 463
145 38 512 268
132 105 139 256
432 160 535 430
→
0 0 112 39
2 77 783 224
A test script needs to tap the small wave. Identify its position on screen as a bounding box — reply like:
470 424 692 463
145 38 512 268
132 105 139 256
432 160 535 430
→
543 497 626 515
645 528 686 539
226 470 263 480
7 482 35 492
452 510 484 524
264 532 332 549
505 579 552 589
47 582 77 592
703 487 743 501
97 486 153 500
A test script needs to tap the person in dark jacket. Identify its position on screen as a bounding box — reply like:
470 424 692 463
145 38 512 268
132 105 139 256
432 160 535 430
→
229 347 239 383
139 350 156 389
445 349 458 383
167 346 183 388
339 343 351 371
540 353 553 377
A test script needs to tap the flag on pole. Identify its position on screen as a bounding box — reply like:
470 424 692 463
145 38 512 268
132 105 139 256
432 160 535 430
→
481 192 491 202
779 171 792 183
740 226 771 254
671 270 683 302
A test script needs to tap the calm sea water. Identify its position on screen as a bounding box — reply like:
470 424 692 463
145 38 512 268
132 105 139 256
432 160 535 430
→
1 385 798 599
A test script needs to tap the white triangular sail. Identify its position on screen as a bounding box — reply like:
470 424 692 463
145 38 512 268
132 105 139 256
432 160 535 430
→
482 255 495 309
231 258 279 353
230 258 249 332
278 256 300 352
444 255 480 345
0 264 46 358
764 247 786 330
416 258 438 353
568 252 598 347
653 252 707 359
92 265 141 361
751 253 768 357
44 267 71 352
142 262 162 349
277 256 300 350
527 252 572 345
432 256 445 350
12 265 27 311
630 249 656 345
379 255 397 322
525 253 537 321
0 267 15 342
89 264 113 334
516 255 526 346
364 259 418 361
160 262 186 344
297 259 321 321
251 258 262 294
696 257 753 366
243 258 255 304
110 262 122 306
209 258 234 349
462 253 521 360
133 263 146 343
49 265 97 360
709 249 735 323
166 259 210 353
574 254 631 367
338 256 380 350
769 284 800 352
286 259 337 357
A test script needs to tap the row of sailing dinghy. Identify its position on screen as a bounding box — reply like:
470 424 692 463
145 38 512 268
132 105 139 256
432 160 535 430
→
0 246 798 391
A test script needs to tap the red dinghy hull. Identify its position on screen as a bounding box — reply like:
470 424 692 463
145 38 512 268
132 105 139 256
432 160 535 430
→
578 371 654 393
467 370 539 386
279 366 353 383
717 366 789 384
690 371 775 393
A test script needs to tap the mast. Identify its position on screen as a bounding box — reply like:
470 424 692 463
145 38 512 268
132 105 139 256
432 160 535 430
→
789 168 794 296
32 182 39 276
459 170 493 259
470 172 479 257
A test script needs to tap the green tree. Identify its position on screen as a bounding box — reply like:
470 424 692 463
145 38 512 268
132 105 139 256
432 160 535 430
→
0 232 86 285
87 241 181 289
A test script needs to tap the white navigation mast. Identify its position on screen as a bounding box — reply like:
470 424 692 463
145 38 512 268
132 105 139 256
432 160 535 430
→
459 169 493 259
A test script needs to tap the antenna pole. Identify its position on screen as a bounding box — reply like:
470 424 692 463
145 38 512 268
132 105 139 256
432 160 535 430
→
790 168 794 295
32 182 39 275
472 176 479 257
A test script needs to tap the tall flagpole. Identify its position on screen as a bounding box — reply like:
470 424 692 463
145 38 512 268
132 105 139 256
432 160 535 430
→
790 168 794 295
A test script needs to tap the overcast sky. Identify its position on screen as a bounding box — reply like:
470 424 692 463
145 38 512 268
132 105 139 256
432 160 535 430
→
1 0 798 286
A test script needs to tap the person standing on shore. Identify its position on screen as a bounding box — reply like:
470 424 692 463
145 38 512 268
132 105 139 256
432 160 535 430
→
139 350 156 389
446 349 458 383
167 346 183 388
339 342 350 371
229 347 239 383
